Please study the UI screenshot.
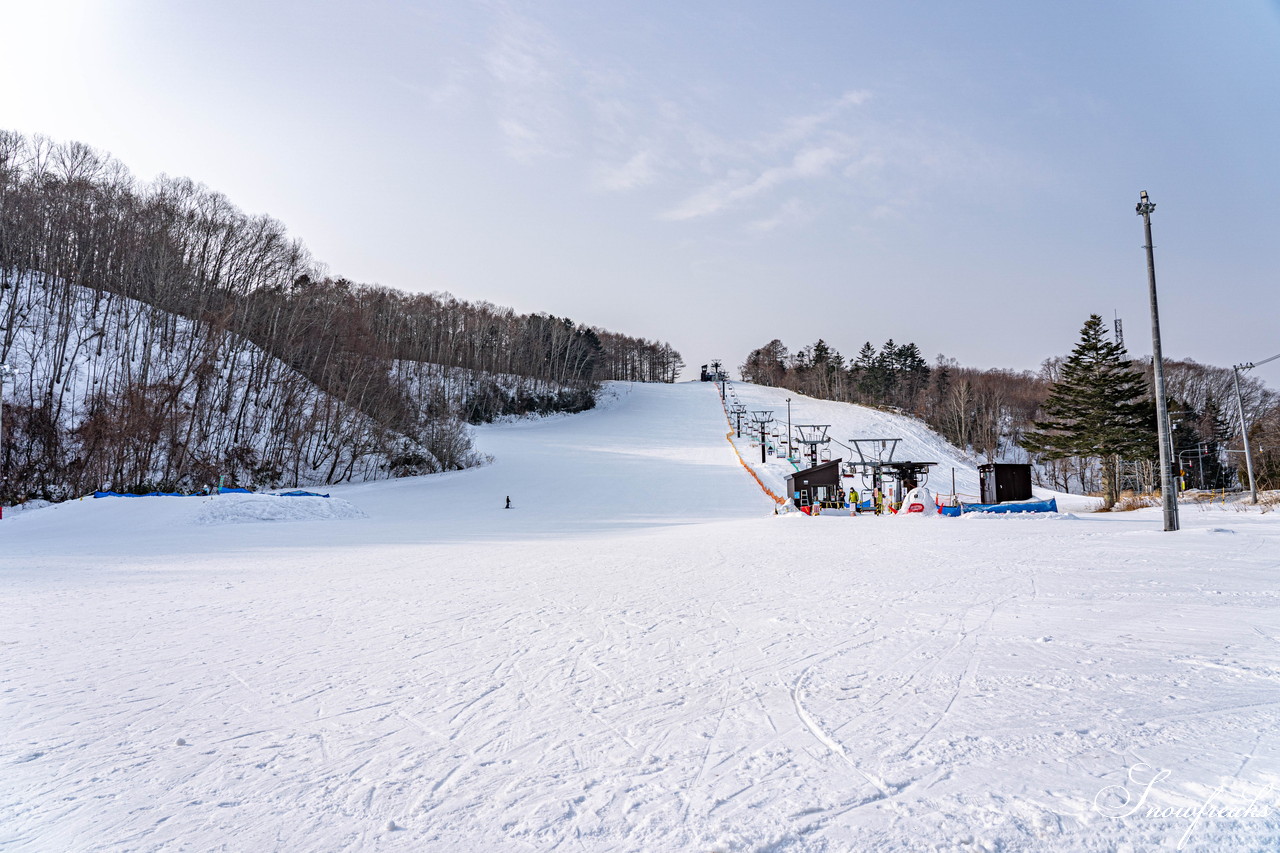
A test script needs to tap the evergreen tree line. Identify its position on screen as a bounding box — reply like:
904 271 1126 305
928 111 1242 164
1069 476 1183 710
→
0 131 682 501
741 320 1279 499
741 337 1044 462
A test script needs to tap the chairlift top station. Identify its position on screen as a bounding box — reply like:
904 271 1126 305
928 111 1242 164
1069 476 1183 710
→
699 360 728 383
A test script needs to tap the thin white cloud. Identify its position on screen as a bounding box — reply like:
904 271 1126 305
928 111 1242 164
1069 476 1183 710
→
758 90 871 154
661 146 842 221
592 150 657 192
655 89 877 222
747 198 813 233
482 4 569 161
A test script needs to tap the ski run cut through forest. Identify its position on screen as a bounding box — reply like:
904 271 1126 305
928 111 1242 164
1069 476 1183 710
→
4 381 1280 852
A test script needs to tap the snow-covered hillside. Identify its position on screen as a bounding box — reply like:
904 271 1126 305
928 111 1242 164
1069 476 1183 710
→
0 271 435 494
723 382 984 498
3 381 1278 852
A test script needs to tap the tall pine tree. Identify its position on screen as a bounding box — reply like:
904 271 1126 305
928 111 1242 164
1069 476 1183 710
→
1020 315 1155 506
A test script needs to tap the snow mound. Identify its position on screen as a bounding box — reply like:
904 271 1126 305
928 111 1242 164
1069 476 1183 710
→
193 494 366 525
4 499 53 516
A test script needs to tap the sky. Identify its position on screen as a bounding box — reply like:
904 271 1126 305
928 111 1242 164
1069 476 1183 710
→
3 0 1279 387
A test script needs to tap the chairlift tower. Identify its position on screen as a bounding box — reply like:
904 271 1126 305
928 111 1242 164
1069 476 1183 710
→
730 403 748 438
750 410 774 464
844 437 937 512
794 424 831 468
847 438 900 492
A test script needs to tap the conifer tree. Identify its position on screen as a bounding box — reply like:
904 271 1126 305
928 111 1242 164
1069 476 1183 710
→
1020 314 1155 505
1186 395 1233 490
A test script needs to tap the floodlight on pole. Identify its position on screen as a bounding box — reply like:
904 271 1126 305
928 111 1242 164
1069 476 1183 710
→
1136 191 1178 531
1232 352 1280 505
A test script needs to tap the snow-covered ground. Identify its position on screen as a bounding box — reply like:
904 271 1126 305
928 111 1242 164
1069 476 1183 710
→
3 382 1279 851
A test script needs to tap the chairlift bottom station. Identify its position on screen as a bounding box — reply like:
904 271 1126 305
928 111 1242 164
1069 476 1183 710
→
783 434 939 514
709 376 988 515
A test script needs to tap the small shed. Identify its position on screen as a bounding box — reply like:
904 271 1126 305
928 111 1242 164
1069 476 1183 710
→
787 459 843 507
978 463 1033 504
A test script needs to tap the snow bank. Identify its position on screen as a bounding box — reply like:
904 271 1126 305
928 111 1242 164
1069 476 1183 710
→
193 494 366 525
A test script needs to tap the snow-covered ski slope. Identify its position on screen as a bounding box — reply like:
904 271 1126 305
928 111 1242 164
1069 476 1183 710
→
1 382 767 560
4 381 1280 852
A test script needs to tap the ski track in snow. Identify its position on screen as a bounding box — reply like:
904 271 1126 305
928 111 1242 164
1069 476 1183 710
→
3 382 1280 852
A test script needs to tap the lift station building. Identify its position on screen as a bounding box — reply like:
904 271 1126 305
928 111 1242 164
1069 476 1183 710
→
786 460 843 507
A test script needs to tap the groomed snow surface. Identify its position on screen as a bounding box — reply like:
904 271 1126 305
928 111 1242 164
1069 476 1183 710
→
3 382 1279 852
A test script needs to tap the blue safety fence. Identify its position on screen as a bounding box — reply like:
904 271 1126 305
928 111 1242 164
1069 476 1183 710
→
94 487 256 498
92 487 330 499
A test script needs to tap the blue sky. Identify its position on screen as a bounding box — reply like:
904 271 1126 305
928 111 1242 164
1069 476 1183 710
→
4 0 1279 387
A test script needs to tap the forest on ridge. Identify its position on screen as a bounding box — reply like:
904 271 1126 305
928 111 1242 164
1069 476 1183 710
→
0 131 683 502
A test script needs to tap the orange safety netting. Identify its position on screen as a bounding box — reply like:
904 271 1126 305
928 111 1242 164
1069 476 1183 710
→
717 384 785 505
725 430 786 505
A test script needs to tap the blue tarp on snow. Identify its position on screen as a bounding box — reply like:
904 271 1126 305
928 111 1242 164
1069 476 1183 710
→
961 498 1058 515
275 490 330 498
94 490 189 498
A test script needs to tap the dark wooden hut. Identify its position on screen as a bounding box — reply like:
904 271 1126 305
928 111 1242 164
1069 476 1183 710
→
786 459 843 507
978 463 1033 504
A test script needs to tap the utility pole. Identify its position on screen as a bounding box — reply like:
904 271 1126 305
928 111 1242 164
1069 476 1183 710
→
1136 191 1178 531
1232 353 1280 504
786 398 792 460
